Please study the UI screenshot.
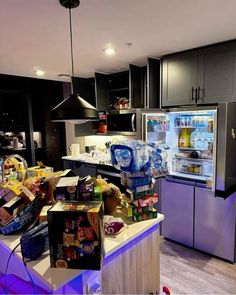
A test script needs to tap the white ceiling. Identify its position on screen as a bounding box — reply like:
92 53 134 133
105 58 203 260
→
1 0 236 82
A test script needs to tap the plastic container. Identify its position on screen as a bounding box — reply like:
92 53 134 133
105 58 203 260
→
179 128 190 148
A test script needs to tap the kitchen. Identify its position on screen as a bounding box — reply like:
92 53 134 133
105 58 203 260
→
1 0 236 294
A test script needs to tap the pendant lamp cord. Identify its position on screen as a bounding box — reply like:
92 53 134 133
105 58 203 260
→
69 8 75 94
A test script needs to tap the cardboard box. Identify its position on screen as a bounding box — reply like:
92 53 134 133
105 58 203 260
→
26 166 53 178
55 176 80 201
78 177 94 201
47 201 104 270
133 208 157 222
39 205 53 223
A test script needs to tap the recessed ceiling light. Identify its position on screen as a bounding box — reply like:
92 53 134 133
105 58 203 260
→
33 67 45 76
103 47 116 56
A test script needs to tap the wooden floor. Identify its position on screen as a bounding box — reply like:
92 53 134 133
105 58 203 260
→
160 237 236 295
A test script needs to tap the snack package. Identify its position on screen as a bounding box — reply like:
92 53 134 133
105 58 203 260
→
103 215 125 235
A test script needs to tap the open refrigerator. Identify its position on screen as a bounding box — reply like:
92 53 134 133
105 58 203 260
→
141 103 236 194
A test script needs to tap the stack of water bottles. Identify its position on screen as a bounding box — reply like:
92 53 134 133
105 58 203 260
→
110 140 167 222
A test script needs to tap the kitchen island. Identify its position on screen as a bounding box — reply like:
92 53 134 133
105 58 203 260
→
0 214 164 294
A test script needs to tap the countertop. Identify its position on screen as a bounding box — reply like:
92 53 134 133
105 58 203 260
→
62 155 112 166
0 214 164 291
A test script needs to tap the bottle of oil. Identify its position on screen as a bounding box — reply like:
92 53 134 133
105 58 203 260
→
179 128 190 148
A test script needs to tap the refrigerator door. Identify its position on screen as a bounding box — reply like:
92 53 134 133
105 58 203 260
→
161 177 194 247
194 186 236 262
216 102 236 192
168 107 217 189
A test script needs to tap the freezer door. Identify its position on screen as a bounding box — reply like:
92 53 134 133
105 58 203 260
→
194 186 236 262
216 102 236 191
161 178 194 247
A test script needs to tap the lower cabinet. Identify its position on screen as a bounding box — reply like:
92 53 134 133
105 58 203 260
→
194 187 236 262
161 178 194 247
160 178 236 262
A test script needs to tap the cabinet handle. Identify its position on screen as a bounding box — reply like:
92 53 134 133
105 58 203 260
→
197 87 204 101
192 87 196 101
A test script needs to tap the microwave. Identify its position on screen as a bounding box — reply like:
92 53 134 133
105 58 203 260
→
107 109 140 135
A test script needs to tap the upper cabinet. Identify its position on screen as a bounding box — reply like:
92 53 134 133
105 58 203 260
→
162 51 198 107
95 65 145 111
162 41 236 107
95 72 110 111
146 58 160 108
197 43 236 104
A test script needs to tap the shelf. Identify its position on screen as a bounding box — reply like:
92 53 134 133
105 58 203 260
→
174 126 208 129
177 147 206 151
174 156 213 162
110 87 129 92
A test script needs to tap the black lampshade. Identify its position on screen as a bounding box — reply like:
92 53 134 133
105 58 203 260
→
51 0 98 124
51 93 98 123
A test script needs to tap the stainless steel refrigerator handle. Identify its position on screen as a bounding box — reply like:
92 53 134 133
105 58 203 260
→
131 114 136 132
97 169 121 178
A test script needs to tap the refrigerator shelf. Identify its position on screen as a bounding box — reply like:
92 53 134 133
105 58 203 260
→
174 156 213 162
177 147 207 151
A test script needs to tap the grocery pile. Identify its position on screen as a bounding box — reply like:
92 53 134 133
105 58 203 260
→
110 140 165 222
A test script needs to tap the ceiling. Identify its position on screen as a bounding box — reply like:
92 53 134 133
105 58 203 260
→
1 0 236 82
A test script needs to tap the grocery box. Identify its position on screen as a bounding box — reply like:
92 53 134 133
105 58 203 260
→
47 201 104 270
39 205 53 223
133 208 157 222
26 166 53 178
55 176 80 201
120 193 158 217
126 188 155 201
78 177 94 201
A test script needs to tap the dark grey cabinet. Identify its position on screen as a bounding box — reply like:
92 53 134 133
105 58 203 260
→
162 51 198 106
197 43 236 103
95 72 110 111
141 58 160 109
146 58 160 109
162 41 236 107
95 66 144 111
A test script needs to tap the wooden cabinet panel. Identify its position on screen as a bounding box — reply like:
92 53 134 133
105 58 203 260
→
101 226 160 294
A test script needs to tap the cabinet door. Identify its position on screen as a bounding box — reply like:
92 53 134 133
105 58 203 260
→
162 52 198 107
194 187 236 262
161 178 194 247
147 58 160 108
95 73 109 111
129 64 143 108
197 43 236 103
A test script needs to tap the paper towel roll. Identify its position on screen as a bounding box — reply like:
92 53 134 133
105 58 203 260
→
70 143 80 157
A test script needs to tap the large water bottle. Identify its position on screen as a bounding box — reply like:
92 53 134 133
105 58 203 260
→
190 129 198 148
195 130 204 149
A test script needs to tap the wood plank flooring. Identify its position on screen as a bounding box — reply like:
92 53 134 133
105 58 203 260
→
160 238 236 294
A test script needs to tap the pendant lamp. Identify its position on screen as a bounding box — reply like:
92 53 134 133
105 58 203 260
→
51 0 98 124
